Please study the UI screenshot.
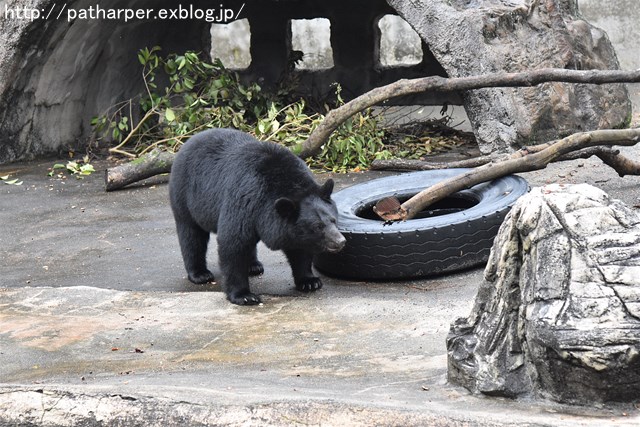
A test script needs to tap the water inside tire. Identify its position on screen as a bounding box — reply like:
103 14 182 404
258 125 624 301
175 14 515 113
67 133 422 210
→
356 193 480 221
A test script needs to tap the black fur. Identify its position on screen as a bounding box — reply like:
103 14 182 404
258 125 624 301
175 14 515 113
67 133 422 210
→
169 128 346 305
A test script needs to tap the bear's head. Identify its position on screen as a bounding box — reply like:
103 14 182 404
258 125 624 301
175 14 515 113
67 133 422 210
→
275 179 346 254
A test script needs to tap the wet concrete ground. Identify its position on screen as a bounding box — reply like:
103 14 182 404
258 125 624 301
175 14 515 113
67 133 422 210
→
1 152 639 426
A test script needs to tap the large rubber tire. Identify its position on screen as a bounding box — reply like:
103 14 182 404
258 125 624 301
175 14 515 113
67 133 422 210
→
314 169 529 280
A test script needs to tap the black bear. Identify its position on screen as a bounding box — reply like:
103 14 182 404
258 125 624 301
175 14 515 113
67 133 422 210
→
169 128 346 305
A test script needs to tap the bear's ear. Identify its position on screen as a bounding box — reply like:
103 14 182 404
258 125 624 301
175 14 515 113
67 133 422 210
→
275 197 299 220
320 179 334 199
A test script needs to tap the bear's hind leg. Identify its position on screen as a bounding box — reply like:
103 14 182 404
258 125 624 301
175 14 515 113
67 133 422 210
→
248 246 264 276
176 220 215 284
285 250 323 292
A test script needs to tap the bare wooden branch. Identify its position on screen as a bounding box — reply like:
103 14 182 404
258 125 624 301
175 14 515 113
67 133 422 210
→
370 146 635 174
370 156 493 171
594 148 640 177
298 68 640 159
374 129 640 222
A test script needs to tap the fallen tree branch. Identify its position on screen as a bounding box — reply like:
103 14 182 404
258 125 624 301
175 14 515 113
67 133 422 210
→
370 156 493 171
298 68 640 159
104 68 640 191
370 146 635 173
592 148 640 176
373 129 640 222
105 149 174 192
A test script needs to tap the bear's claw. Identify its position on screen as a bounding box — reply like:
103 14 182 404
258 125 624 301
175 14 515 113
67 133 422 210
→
188 270 216 284
295 277 323 293
228 291 262 305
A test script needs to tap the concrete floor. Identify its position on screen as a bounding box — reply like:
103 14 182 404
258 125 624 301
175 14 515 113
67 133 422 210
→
1 152 639 425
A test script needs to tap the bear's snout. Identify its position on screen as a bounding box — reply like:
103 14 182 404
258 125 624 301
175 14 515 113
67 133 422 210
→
325 229 346 253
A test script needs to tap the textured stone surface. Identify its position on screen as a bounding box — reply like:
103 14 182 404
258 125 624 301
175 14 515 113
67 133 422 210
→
447 184 640 404
0 0 208 163
387 0 631 154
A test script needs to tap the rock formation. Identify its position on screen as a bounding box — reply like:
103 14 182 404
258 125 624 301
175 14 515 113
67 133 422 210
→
387 0 631 154
447 184 640 404
0 0 208 164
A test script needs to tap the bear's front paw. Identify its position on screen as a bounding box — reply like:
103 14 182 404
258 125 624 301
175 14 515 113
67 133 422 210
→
188 270 216 284
228 291 262 305
295 277 323 293
248 261 264 276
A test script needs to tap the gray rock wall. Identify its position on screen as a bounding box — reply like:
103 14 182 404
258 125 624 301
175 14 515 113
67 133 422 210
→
0 0 209 163
447 184 640 404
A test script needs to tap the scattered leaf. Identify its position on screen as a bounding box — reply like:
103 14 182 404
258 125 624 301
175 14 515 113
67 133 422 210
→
1 175 23 185
48 160 95 179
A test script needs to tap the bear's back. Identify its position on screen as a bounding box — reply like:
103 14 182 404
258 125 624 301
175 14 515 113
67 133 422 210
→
170 129 320 227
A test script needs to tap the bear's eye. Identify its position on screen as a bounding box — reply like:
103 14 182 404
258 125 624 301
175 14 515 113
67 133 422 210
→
314 223 324 232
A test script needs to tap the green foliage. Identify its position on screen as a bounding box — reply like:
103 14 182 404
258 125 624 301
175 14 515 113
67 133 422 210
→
316 114 392 172
93 47 267 154
92 47 391 171
302 83 391 172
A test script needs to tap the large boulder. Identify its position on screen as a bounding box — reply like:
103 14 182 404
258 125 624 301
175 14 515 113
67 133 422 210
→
447 184 640 404
388 0 632 154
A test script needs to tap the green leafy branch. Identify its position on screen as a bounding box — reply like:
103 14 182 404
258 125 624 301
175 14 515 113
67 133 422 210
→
92 47 394 172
